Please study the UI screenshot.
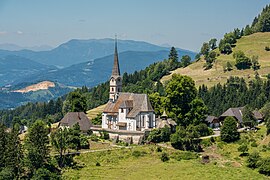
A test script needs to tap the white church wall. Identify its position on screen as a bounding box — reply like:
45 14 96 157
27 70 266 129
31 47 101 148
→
102 113 108 129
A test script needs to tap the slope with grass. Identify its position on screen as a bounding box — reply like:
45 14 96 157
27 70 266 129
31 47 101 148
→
161 32 270 88
86 104 106 120
62 126 270 179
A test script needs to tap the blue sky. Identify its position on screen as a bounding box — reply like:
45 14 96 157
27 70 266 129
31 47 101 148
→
0 0 269 51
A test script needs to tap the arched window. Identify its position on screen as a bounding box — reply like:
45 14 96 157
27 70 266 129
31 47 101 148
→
112 87 114 91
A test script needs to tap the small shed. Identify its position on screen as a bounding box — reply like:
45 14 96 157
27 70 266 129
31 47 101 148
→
59 112 92 132
205 116 219 128
156 111 177 132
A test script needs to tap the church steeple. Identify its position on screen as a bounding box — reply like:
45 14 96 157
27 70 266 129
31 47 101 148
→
112 35 120 77
109 35 122 102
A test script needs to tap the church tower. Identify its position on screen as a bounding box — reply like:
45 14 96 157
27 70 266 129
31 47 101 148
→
109 36 122 102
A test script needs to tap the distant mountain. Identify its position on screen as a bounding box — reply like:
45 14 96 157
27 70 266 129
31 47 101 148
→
0 55 57 86
0 39 196 67
13 50 193 87
0 43 53 51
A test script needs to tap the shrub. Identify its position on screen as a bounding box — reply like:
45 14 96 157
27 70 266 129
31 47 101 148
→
246 151 261 169
156 146 162 152
195 123 213 137
32 168 60 180
87 129 93 136
251 141 258 147
100 131 109 140
171 151 198 161
96 162 101 166
89 134 99 142
160 152 170 162
233 51 252 70
92 113 102 125
201 138 213 148
238 143 249 156
147 126 171 143
132 150 142 158
80 135 90 149
258 157 270 176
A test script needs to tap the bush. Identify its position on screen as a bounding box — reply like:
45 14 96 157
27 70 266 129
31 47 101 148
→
89 134 99 142
201 138 213 148
160 152 170 162
92 113 102 125
87 129 93 136
80 135 90 149
195 123 213 137
100 131 109 140
156 146 162 152
251 141 258 147
32 168 60 180
258 158 270 176
132 150 146 158
246 151 261 169
147 126 171 143
171 151 198 161
238 143 249 156
96 162 101 166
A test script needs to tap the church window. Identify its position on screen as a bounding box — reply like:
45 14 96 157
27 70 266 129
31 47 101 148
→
121 108 124 113
142 116 145 127
112 87 114 91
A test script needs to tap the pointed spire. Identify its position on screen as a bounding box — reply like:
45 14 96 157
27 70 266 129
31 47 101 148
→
112 35 120 77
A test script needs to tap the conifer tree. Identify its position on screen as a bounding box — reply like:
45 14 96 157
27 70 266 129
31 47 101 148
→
168 47 179 70
5 124 23 179
0 123 6 169
25 120 50 174
221 117 240 142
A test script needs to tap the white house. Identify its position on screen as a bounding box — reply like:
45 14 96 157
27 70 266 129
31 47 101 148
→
102 39 156 131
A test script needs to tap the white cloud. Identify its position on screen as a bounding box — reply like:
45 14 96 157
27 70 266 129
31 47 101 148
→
17 31 23 35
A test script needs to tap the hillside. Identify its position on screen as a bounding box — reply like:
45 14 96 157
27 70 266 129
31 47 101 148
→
161 32 270 87
0 55 57 86
63 126 270 179
14 50 190 87
13 81 55 93
0 82 73 109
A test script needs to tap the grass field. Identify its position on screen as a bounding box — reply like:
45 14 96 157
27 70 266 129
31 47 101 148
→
86 104 106 120
161 32 270 88
62 126 270 180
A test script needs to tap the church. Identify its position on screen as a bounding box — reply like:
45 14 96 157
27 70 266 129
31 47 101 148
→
102 39 156 131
